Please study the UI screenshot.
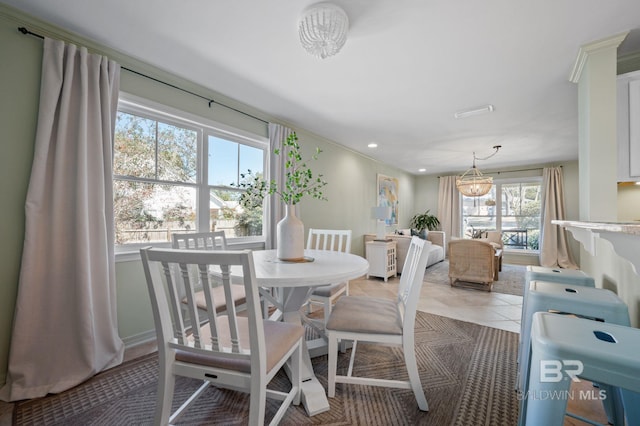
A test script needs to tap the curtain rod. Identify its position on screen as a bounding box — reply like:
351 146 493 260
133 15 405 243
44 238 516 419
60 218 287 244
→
488 165 563 175
18 27 268 125
437 165 562 178
490 166 548 175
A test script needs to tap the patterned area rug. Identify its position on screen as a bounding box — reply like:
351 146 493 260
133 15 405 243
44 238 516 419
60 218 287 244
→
13 312 519 425
425 260 526 296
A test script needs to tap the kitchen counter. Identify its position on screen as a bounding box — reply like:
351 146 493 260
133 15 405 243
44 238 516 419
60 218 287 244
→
553 220 640 274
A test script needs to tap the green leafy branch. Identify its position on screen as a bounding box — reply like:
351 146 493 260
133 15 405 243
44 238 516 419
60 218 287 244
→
235 132 328 207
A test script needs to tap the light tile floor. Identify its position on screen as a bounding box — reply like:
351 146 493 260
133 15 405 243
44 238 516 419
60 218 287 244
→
349 273 523 333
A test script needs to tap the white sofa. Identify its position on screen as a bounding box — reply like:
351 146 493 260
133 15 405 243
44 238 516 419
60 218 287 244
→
364 231 445 273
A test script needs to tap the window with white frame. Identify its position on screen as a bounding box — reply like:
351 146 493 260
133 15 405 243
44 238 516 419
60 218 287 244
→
113 96 266 250
461 177 542 251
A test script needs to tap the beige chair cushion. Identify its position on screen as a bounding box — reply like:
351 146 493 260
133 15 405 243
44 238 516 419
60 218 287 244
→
326 296 402 335
183 285 246 313
488 241 501 250
477 230 504 249
311 282 347 297
176 317 304 373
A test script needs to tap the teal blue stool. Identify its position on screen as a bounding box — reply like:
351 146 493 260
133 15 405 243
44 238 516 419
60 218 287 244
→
521 312 640 426
518 282 630 425
521 266 595 329
518 267 595 386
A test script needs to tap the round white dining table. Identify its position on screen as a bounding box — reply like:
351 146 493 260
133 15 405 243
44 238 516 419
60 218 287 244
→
228 249 369 416
250 248 370 287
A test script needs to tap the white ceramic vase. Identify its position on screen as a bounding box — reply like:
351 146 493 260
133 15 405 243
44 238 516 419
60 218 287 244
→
277 204 305 261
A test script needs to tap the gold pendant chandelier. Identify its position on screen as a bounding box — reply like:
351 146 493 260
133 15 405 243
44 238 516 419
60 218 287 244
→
456 146 501 197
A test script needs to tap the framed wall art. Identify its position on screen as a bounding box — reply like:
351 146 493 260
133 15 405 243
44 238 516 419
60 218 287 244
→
377 173 399 225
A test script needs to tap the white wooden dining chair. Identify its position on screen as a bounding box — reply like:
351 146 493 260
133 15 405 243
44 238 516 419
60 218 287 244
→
140 247 303 426
171 231 247 316
172 230 228 250
325 236 431 411
305 229 352 325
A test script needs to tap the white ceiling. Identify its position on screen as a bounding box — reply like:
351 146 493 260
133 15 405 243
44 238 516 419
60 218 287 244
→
4 0 640 175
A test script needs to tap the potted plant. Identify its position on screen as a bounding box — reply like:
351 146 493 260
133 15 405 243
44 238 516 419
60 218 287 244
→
236 132 327 260
409 210 440 239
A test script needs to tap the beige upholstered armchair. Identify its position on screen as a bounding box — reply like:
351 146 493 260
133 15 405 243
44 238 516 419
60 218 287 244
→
476 230 503 272
448 239 499 291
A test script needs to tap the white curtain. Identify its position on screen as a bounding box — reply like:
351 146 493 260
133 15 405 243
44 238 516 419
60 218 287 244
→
438 176 462 246
266 123 294 249
539 167 578 269
0 38 124 401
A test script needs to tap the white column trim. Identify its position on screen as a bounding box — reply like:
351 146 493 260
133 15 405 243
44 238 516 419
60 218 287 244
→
569 31 629 83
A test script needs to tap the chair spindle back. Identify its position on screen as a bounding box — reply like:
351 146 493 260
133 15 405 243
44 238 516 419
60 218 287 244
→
172 231 228 251
141 248 261 361
306 228 352 253
397 237 429 324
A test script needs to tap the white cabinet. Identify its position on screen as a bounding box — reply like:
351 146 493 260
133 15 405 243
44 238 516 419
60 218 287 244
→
365 241 397 282
617 70 640 182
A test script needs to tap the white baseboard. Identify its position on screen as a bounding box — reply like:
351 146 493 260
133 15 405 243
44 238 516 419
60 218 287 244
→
503 251 540 266
121 329 156 349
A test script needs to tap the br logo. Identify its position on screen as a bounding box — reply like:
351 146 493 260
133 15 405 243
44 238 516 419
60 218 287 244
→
540 360 584 382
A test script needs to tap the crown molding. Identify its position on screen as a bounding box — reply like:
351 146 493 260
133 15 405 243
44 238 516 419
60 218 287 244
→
569 32 629 83
618 51 640 75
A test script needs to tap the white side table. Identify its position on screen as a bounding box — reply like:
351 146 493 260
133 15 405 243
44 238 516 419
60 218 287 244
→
365 240 397 281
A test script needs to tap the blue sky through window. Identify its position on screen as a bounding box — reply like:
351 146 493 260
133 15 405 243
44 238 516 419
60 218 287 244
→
208 135 264 186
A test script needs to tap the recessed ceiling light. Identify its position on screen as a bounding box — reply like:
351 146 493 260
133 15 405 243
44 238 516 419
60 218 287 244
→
368 143 378 148
454 104 495 119
418 168 426 172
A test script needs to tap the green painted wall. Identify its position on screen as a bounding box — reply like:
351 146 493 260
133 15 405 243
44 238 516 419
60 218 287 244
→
0 9 42 391
293 128 417 257
0 5 415 384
